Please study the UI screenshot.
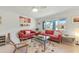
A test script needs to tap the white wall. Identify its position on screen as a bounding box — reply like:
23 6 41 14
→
36 8 79 36
0 9 36 34
0 10 36 42
0 9 36 42
53 8 79 36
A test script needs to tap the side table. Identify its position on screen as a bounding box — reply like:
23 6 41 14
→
62 35 75 44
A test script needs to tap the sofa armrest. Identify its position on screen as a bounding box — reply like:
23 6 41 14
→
58 34 62 40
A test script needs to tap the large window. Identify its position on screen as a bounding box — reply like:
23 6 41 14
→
55 18 66 30
43 18 66 30
43 21 53 30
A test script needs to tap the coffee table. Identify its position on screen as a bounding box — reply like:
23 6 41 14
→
33 35 50 52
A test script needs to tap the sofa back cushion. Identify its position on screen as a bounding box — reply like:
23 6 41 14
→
45 30 54 35
19 30 36 36
20 30 26 34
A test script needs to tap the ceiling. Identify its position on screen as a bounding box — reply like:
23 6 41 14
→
0 6 74 18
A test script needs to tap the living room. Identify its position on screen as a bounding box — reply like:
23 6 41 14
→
1 6 79 53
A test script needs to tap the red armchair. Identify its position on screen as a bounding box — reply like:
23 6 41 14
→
40 30 62 43
18 30 36 41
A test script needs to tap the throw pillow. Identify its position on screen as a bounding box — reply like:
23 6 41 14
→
54 31 59 36
26 31 30 34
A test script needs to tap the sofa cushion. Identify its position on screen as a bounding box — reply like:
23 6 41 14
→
31 31 36 33
50 35 58 39
18 30 36 40
45 30 54 35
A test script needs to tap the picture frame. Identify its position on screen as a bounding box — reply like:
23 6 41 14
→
73 16 79 22
19 16 31 26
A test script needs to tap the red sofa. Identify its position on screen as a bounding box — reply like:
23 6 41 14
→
18 30 36 41
40 30 62 43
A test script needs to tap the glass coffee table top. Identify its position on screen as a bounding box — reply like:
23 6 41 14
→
33 35 50 52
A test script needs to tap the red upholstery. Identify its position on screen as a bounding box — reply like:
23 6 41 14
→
45 30 54 35
18 30 36 41
40 30 62 43
40 30 53 36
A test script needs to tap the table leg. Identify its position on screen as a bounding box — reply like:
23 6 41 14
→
44 40 46 52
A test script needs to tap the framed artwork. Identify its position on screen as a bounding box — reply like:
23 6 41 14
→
73 16 79 22
19 16 31 26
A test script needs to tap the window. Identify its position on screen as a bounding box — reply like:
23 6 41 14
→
43 21 53 30
43 18 66 30
55 18 66 30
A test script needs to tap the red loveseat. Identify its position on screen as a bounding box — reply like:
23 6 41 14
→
40 30 62 43
18 30 36 41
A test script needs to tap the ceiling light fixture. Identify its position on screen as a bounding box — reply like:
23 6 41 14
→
32 8 38 12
